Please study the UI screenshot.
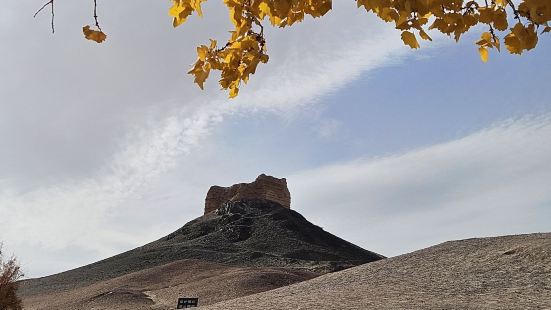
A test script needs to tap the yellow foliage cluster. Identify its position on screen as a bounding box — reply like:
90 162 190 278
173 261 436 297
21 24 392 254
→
170 0 332 97
29 0 548 97
188 37 269 98
164 0 549 97
356 0 549 63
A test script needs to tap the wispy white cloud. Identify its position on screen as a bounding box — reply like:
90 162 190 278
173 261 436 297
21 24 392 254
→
0 1 413 277
289 115 551 257
315 118 341 139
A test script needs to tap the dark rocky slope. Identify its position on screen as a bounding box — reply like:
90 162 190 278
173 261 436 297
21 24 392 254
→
20 200 383 298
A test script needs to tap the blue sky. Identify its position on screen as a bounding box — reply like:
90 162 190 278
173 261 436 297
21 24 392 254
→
0 0 550 277
218 38 551 168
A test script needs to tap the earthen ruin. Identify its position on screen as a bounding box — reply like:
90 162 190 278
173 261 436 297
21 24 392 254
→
204 174 291 214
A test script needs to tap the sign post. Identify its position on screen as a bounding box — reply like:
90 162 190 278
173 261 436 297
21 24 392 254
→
177 297 199 308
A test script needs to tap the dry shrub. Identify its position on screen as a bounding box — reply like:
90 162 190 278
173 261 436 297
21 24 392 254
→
0 244 23 310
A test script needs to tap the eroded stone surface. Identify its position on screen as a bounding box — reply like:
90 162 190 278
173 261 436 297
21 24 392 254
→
204 174 291 214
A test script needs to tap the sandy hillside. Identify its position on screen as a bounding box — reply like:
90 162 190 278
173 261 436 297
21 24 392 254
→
201 233 551 310
22 259 318 310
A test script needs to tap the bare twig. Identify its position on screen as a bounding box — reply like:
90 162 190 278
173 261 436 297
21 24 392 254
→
506 0 521 22
93 0 102 31
34 0 55 33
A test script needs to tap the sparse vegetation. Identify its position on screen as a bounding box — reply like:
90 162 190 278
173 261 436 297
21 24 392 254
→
0 244 24 310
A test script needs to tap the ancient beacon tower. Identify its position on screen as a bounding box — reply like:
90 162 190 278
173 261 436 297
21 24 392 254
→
204 174 291 214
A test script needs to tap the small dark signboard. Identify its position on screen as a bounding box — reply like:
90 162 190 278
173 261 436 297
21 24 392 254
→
177 297 198 308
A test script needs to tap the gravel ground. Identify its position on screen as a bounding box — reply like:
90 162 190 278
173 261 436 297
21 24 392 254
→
200 233 551 310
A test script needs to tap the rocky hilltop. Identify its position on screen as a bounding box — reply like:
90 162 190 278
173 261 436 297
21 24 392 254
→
20 175 383 309
205 174 291 214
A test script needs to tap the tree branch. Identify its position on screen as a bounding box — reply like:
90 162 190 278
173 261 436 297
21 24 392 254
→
34 0 55 34
94 0 102 31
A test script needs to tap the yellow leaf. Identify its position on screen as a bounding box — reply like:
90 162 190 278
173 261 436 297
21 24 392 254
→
258 2 271 18
401 31 420 49
192 0 205 17
82 25 107 43
478 7 493 24
273 0 291 18
493 9 508 31
523 24 538 50
476 32 492 47
396 10 410 29
188 61 210 90
518 0 551 24
504 32 522 54
314 0 332 17
419 29 432 41
479 47 489 62
229 85 239 98
481 31 492 42
228 6 243 26
197 45 209 61
194 70 209 90
357 0 371 11
505 23 539 54
169 1 192 27
493 35 501 52
379 8 399 22
260 54 269 63
169 2 185 17
209 39 217 49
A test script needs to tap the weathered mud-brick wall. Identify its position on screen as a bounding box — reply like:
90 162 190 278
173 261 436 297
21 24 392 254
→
204 174 291 214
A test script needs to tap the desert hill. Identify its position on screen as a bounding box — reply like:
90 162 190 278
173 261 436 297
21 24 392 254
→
20 174 548 310
201 233 551 310
21 259 317 310
20 175 383 309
